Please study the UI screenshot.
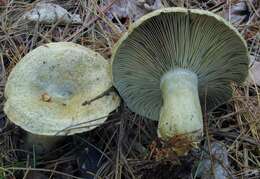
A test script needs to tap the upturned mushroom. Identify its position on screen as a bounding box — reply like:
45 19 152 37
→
112 8 249 153
4 42 120 152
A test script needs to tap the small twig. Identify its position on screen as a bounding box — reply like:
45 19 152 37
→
203 87 216 178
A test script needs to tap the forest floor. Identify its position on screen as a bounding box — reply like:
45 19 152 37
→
0 0 259 179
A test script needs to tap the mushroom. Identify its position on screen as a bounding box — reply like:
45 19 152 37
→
4 42 120 153
112 8 249 153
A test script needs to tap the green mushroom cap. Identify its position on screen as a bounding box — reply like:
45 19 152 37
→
4 42 120 136
112 7 249 121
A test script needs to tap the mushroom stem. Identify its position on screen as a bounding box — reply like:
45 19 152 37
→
158 69 203 144
25 132 64 154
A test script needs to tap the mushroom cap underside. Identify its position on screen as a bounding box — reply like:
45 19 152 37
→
4 42 120 136
112 7 249 121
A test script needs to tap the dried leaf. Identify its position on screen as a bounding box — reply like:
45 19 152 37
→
105 0 162 21
196 142 230 179
224 0 250 25
248 55 260 86
22 2 82 24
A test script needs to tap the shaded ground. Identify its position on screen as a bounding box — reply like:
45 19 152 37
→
0 0 260 178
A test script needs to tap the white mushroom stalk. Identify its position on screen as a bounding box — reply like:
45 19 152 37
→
158 69 203 141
